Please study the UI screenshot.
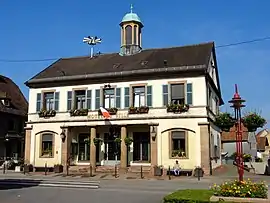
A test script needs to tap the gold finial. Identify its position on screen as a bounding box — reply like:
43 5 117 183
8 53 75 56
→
130 4 133 13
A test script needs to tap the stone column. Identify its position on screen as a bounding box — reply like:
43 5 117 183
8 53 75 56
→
120 126 127 169
150 125 158 175
24 127 32 164
61 127 71 170
90 127 97 169
199 123 211 175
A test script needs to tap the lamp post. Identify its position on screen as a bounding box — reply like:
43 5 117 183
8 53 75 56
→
228 84 246 182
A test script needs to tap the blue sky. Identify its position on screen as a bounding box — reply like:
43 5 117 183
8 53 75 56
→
0 1 270 126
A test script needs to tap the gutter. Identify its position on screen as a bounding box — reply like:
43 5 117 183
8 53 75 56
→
25 65 206 85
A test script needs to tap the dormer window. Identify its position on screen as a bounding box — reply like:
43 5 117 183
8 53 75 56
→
1 99 10 107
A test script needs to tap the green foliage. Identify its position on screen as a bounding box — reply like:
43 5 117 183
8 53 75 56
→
166 104 189 113
163 189 214 203
93 137 103 145
211 179 268 199
231 153 251 162
124 137 133 145
242 112 266 131
214 112 235 131
114 137 122 143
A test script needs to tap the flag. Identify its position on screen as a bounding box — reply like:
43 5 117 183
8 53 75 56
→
99 107 111 119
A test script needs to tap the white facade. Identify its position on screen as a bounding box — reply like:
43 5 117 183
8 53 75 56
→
26 64 222 172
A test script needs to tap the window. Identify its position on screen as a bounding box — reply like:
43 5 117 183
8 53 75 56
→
133 132 150 162
132 86 145 107
44 92 54 110
2 99 10 107
163 83 193 106
215 97 219 114
36 92 59 112
133 25 137 45
170 131 187 158
125 25 132 45
78 134 90 161
103 89 115 108
208 89 212 108
171 84 185 105
75 90 86 109
41 134 53 157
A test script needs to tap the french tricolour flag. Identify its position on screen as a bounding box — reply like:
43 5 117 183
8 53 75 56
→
99 107 111 119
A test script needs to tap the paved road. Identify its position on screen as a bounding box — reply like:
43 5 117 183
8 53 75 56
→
0 179 212 203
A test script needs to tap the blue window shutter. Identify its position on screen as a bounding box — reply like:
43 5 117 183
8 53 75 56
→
162 85 169 106
95 89 100 110
146 86 152 107
54 92 59 111
124 87 130 108
67 91 72 110
115 88 121 108
36 93 41 112
86 90 92 110
186 83 193 105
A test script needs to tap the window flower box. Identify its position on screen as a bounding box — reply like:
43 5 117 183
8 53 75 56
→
166 104 189 113
38 109 56 118
98 107 118 116
69 109 88 116
41 150 53 157
128 106 149 114
171 150 186 158
138 106 149 114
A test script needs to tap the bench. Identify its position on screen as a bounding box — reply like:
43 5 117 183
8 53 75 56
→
167 169 193 176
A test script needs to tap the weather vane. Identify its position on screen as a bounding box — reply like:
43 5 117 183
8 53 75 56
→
83 36 102 58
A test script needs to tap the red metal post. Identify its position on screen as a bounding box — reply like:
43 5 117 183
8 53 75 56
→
229 84 245 182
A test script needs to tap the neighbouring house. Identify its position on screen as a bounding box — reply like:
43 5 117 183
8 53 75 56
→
256 129 269 155
0 75 28 161
24 8 223 175
221 124 250 157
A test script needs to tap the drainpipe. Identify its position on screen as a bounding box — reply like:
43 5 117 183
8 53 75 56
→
208 123 213 175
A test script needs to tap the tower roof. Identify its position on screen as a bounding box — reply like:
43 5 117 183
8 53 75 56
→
120 5 142 25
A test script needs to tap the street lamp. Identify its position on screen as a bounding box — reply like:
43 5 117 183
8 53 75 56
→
228 84 246 182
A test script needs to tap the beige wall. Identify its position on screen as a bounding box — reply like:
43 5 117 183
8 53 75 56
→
27 74 222 169
28 117 208 169
28 76 207 115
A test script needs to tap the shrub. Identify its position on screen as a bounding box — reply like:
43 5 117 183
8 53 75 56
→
163 189 214 203
211 179 268 199
230 152 252 162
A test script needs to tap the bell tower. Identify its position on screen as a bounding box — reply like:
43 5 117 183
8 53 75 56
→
120 5 143 56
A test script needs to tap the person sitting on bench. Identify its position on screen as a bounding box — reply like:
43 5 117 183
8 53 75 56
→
173 160 181 175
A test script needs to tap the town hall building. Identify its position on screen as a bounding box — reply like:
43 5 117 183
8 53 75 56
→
24 8 223 175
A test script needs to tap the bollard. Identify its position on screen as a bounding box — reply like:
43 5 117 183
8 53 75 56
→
3 163 5 174
114 164 117 178
168 166 171 180
45 163 47 176
66 164 69 176
23 164 25 175
89 164 93 177
140 165 143 179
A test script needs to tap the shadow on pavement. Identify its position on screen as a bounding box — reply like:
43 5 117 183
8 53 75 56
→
0 179 41 190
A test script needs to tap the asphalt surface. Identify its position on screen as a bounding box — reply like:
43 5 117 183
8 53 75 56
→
0 179 212 203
